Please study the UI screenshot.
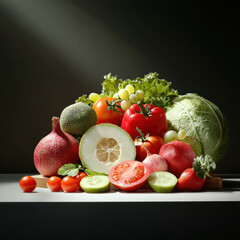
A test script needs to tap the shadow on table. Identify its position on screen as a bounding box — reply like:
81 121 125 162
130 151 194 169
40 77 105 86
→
222 179 240 191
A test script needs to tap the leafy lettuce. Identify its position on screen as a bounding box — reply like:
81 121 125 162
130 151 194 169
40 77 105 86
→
166 93 228 162
76 72 178 110
75 94 94 106
102 72 178 110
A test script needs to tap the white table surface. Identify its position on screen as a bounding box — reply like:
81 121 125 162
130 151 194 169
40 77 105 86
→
1 173 240 202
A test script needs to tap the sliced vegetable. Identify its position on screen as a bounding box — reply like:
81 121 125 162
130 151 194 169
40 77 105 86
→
79 123 136 174
73 172 87 190
109 160 150 191
148 171 177 193
80 175 110 193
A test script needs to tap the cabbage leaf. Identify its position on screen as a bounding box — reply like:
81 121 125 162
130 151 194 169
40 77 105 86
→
166 93 228 162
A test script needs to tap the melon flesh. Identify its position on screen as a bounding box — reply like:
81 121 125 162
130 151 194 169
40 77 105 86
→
79 123 136 174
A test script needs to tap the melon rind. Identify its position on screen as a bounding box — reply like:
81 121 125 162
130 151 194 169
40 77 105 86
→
79 123 136 174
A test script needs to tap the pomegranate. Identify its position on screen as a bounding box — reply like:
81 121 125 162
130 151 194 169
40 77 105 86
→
34 117 80 176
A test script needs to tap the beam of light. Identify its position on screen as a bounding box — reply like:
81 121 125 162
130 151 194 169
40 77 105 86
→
0 0 150 83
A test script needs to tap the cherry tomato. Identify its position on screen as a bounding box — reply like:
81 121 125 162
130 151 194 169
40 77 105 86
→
61 176 79 192
134 135 164 161
47 176 62 192
109 160 150 191
73 172 87 190
92 97 125 126
19 176 37 192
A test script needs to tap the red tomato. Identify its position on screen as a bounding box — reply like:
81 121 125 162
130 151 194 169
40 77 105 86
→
73 172 87 190
109 160 150 191
61 176 79 192
47 176 62 192
134 135 164 161
92 97 125 126
19 176 37 192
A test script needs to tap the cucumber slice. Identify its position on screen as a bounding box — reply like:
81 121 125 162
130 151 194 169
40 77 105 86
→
80 175 110 193
148 171 177 193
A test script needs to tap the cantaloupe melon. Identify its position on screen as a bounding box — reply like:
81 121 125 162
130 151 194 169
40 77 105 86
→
60 102 97 136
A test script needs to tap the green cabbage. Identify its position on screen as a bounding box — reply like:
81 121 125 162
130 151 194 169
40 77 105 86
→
166 93 228 162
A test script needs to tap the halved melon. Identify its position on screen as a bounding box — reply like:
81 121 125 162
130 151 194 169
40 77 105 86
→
79 123 136 174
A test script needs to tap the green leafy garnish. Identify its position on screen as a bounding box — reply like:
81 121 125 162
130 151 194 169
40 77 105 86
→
57 163 108 177
75 72 178 111
57 163 84 177
75 94 94 106
193 155 216 179
101 72 178 111
101 73 123 98
84 169 108 176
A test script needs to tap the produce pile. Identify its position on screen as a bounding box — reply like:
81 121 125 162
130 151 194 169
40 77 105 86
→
19 73 229 193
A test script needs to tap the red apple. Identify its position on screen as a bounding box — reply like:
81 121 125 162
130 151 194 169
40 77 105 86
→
159 140 196 177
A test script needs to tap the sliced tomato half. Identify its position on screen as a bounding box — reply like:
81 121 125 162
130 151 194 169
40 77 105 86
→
109 160 150 191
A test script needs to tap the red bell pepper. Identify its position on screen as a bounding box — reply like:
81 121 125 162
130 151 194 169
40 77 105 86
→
121 103 168 140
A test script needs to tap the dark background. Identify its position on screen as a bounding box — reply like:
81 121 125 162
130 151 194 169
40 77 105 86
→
0 0 239 174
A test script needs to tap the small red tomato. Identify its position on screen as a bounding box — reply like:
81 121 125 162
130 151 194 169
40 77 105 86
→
134 135 164 162
47 176 62 192
19 176 37 192
73 172 87 190
61 176 79 193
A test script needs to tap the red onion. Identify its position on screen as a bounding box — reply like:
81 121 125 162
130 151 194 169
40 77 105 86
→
34 117 80 176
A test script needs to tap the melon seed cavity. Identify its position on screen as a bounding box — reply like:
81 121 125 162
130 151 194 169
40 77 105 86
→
96 138 120 163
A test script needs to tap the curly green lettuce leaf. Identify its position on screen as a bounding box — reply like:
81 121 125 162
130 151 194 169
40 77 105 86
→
101 72 178 111
75 94 94 106
101 73 123 98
